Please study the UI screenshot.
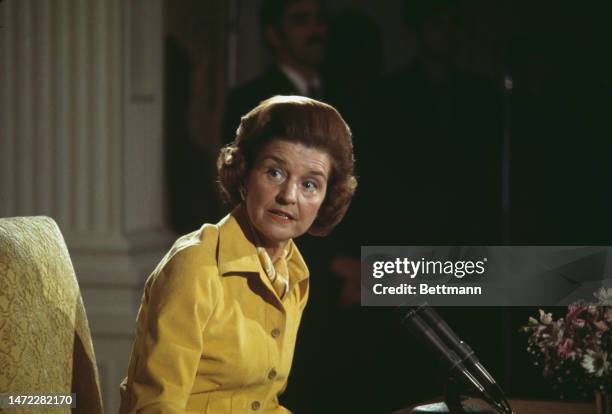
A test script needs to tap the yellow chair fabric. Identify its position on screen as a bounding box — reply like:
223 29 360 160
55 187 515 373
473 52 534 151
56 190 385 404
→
0 216 103 414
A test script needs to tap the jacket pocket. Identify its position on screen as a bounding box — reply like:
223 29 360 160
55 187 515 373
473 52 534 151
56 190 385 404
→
204 390 238 414
185 392 209 413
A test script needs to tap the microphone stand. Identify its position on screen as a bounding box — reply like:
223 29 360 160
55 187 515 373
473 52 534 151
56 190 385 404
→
415 305 514 414
443 371 490 414
400 307 513 414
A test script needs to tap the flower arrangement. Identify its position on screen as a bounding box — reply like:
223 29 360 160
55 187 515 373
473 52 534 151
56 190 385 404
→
522 288 612 397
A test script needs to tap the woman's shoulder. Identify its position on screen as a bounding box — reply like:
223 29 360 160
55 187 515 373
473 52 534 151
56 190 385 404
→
167 223 220 262
146 223 222 292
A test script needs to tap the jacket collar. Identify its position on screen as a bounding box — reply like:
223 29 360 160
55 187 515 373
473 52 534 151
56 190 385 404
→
217 207 309 285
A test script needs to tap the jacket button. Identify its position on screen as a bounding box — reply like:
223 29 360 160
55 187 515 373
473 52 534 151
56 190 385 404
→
268 368 277 380
271 328 280 338
251 401 261 410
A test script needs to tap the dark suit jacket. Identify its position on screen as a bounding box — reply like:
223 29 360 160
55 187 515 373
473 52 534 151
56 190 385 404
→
223 66 304 144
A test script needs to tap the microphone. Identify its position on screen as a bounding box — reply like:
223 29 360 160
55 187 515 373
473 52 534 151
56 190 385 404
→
416 305 513 414
401 309 486 394
401 305 514 414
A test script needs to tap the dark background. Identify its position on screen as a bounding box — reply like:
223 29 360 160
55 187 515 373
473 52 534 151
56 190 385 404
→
163 1 612 412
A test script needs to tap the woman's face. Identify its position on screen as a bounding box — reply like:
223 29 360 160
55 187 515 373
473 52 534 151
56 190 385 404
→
244 139 331 248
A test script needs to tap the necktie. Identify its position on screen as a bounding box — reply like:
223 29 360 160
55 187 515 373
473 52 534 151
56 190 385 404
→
257 247 288 300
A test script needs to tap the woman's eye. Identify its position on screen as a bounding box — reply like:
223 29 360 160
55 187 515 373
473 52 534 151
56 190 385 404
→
267 168 284 180
303 180 319 191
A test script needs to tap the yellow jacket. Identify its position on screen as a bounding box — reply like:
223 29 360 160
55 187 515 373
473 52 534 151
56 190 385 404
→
119 210 309 413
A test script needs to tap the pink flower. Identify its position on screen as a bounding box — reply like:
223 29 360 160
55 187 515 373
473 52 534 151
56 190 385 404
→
604 308 612 323
594 321 609 333
557 338 575 359
567 302 588 321
572 318 586 329
523 302 612 391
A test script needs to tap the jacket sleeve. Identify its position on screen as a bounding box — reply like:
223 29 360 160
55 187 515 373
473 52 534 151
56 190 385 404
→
121 247 219 413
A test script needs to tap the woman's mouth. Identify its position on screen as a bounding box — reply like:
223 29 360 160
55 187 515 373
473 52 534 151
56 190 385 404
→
268 209 295 222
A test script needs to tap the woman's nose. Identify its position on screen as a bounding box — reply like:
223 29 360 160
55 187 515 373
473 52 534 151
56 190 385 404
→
277 181 298 204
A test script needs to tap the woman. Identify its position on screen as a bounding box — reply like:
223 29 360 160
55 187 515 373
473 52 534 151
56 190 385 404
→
119 95 356 413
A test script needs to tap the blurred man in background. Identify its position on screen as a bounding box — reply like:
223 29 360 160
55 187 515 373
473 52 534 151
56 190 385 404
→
223 0 327 143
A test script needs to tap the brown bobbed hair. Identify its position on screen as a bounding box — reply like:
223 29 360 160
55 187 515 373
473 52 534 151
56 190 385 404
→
217 95 357 237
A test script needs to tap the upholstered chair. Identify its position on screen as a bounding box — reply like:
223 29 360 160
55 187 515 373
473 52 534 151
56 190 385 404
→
0 216 103 414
